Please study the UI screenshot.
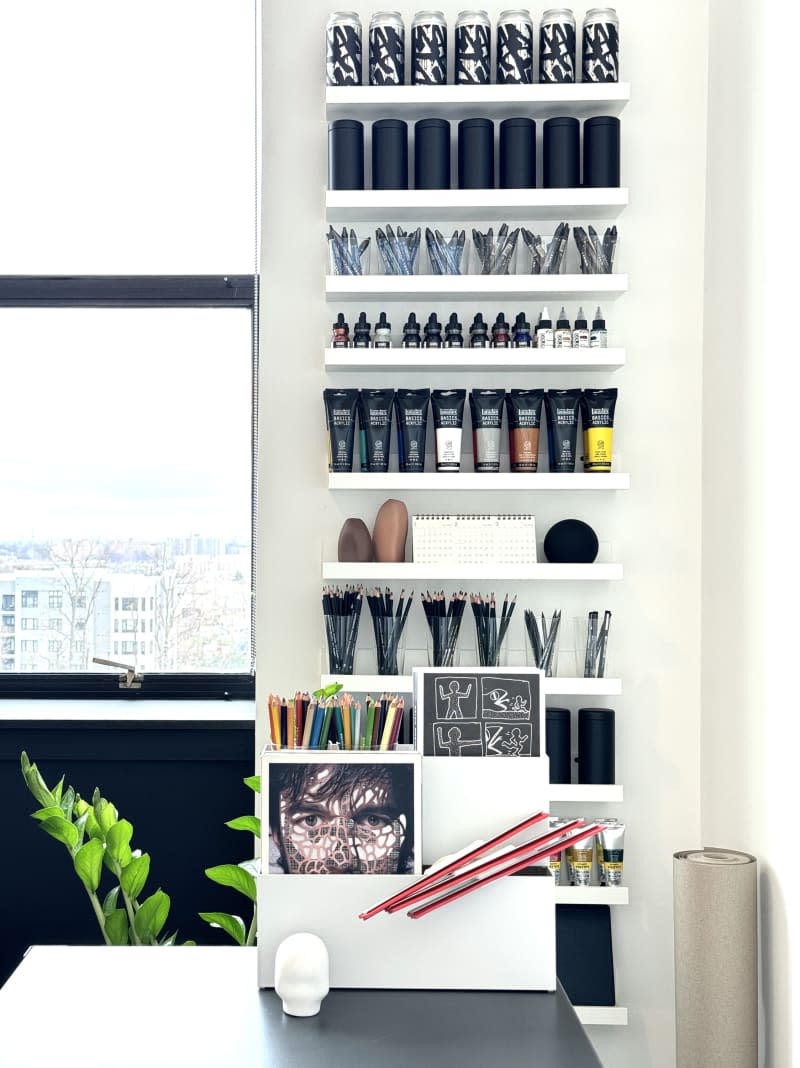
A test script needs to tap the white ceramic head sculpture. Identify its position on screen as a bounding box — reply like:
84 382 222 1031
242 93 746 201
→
274 933 330 1017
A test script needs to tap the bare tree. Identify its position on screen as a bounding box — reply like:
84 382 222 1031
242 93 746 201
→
48 539 108 670
145 545 201 670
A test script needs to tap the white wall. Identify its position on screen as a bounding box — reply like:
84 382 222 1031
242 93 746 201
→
701 2 798 1065
258 4 709 1064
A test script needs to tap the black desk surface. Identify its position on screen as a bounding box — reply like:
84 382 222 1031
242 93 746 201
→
0 946 602 1067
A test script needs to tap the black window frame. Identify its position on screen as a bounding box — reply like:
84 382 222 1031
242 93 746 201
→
0 275 258 702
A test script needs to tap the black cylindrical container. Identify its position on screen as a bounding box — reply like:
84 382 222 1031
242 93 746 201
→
414 118 451 189
543 116 579 188
328 119 365 191
458 117 494 190
326 11 363 86
372 119 409 190
500 117 536 189
583 116 620 188
577 707 615 784
546 707 571 784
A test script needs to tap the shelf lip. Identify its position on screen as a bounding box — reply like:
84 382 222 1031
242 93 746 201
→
555 887 629 905
326 188 629 222
573 1006 629 1026
322 562 622 581
321 675 622 697
328 472 631 490
326 274 628 301
324 347 626 372
548 784 624 802
326 83 631 121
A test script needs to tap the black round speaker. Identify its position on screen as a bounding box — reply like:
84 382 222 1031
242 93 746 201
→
543 519 599 563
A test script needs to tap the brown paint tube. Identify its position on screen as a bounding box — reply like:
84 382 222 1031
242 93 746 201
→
505 389 544 472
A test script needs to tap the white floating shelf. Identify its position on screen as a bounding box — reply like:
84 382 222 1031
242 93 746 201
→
326 273 628 302
322 562 622 581
326 83 631 121
548 784 623 802
555 887 629 905
574 1006 629 1026
328 472 630 490
326 188 629 223
324 347 626 373
321 675 622 697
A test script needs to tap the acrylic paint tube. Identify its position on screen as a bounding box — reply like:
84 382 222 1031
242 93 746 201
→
324 388 359 472
595 817 620 885
545 818 574 886
505 388 544 472
580 388 617 473
469 389 505 473
544 388 581 473
431 389 466 472
359 388 395 472
598 821 625 886
566 833 595 886
394 388 430 473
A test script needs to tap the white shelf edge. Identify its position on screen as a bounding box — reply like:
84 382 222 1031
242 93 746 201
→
322 562 622 581
548 784 624 802
326 188 629 222
574 1005 629 1026
326 274 628 301
555 887 629 905
328 473 630 490
324 347 627 372
321 675 622 697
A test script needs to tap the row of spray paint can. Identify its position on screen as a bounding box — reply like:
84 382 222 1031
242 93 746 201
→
331 306 608 348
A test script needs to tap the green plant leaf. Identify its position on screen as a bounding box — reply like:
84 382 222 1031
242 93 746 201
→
102 886 120 916
120 853 150 900
106 820 133 868
59 785 75 822
30 805 66 822
74 838 104 893
160 931 178 947
93 797 117 837
85 807 103 842
51 775 65 805
312 682 343 700
73 811 89 850
198 912 246 946
20 754 56 809
74 796 90 818
225 815 261 837
182 940 197 946
204 864 256 902
243 775 261 794
39 815 79 851
105 909 129 946
133 890 170 943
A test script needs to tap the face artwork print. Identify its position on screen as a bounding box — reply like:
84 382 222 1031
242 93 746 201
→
269 763 414 874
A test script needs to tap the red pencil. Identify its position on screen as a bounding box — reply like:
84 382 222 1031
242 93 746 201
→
407 825 601 920
359 811 550 920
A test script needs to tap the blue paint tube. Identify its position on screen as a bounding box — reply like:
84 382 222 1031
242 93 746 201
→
394 388 430 473
358 388 395 472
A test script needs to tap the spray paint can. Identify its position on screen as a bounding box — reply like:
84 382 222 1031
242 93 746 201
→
582 7 619 83
455 9 491 84
369 11 406 86
326 11 363 87
497 9 534 84
539 7 576 83
412 10 448 85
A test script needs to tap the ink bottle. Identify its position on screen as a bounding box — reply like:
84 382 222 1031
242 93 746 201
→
469 312 489 348
554 307 572 348
402 312 422 348
590 307 608 348
331 312 350 348
512 312 532 348
491 312 511 348
572 307 590 348
374 311 392 349
353 312 371 348
536 306 555 348
423 312 443 348
444 312 464 348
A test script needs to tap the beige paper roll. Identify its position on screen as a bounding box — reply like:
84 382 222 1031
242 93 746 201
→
673 848 757 1068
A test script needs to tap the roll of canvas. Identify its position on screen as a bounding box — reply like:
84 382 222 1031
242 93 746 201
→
673 848 757 1068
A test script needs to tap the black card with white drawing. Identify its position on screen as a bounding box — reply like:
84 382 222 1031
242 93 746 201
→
414 668 543 757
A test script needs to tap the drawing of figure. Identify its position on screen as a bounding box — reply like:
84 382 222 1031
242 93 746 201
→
483 686 509 711
438 679 473 719
500 727 526 757
436 725 466 756
509 694 528 713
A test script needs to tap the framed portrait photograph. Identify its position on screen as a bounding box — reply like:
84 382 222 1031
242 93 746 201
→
264 751 422 875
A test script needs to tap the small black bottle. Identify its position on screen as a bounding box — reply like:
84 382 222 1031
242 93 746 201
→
491 312 511 348
353 311 371 348
469 312 489 348
374 311 392 348
444 312 464 348
423 312 443 348
402 312 422 348
512 311 532 348
331 312 350 348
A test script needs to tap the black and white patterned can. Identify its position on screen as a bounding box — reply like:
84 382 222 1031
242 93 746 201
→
326 11 363 87
539 7 576 84
582 7 619 83
496 8 533 84
455 9 491 84
369 11 406 86
411 10 448 85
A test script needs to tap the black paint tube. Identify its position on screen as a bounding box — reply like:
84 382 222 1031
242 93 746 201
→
469 389 505 473
359 388 395 472
580 388 618 473
544 388 581 473
431 389 467 472
324 388 360 472
394 388 430 473
506 388 545 472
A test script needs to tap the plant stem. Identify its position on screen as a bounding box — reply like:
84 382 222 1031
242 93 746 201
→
112 861 143 945
88 890 112 946
245 905 257 947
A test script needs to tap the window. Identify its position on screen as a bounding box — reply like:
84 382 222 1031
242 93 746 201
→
20 619 37 631
2 639 14 655
0 1 258 703
2 616 14 629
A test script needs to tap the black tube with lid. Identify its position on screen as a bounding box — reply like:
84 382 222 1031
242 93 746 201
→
542 116 579 189
372 118 408 190
577 707 615 784
414 118 451 190
328 119 365 190
583 116 620 188
546 707 571 784
458 117 494 190
499 117 536 189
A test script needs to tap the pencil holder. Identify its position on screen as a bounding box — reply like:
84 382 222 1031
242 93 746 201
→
426 621 469 668
575 613 614 678
520 223 570 274
471 224 520 276
327 226 372 276
423 227 470 275
374 224 421 275
523 608 565 676
524 629 561 676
